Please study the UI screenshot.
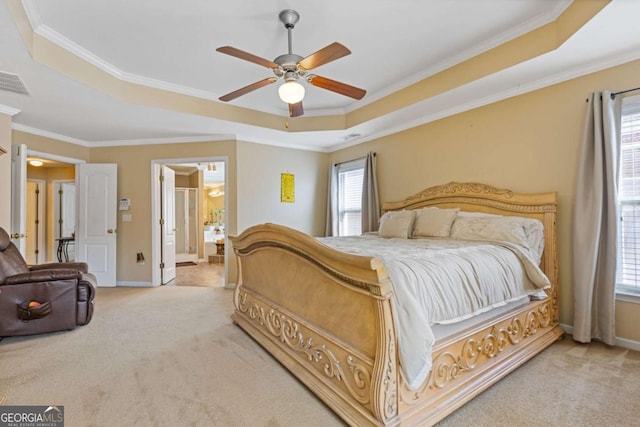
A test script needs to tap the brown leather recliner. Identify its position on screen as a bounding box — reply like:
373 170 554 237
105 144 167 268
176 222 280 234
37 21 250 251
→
0 227 96 337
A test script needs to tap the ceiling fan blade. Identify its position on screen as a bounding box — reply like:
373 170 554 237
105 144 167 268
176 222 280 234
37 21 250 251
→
216 46 279 69
297 42 351 71
219 77 277 102
307 75 366 100
289 101 304 117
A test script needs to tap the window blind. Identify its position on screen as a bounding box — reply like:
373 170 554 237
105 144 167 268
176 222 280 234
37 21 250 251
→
617 102 640 294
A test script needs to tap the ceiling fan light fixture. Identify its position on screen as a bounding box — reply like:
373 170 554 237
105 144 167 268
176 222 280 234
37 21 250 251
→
278 80 305 104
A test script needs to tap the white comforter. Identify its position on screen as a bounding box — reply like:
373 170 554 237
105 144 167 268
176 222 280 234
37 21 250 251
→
318 234 550 390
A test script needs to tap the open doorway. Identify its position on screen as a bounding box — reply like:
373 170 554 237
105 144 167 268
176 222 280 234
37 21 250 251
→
151 157 227 288
23 153 77 265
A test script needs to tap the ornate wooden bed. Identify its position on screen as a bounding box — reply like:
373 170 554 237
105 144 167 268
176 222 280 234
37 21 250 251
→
230 182 563 426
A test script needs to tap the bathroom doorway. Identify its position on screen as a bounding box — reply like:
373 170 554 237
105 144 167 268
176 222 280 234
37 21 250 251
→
151 157 227 287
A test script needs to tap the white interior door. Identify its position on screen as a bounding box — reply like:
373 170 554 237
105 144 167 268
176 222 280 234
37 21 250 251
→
76 163 117 286
10 144 27 256
161 166 176 284
61 182 76 237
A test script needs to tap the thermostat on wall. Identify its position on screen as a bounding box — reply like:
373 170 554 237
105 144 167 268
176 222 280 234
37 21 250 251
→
119 198 131 211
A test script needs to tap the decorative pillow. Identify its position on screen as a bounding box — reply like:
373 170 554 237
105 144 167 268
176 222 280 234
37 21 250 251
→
378 210 416 238
450 215 545 262
412 207 459 238
457 211 501 218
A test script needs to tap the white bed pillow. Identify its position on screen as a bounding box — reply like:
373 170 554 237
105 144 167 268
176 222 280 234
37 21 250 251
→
378 210 416 238
450 215 545 262
457 211 501 218
412 207 459 238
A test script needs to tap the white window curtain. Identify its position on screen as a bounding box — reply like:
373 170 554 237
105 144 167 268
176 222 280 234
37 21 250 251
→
361 152 380 233
572 90 622 345
325 163 338 237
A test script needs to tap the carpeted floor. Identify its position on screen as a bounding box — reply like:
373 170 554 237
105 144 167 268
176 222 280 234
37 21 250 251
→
168 262 225 287
1 286 639 427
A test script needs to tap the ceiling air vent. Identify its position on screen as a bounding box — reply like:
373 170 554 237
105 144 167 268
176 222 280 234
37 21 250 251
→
0 71 29 95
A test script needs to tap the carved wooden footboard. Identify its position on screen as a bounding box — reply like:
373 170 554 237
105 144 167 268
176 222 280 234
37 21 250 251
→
230 182 563 426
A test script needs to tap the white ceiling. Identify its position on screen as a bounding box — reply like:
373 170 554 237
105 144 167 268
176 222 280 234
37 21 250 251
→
1 0 640 152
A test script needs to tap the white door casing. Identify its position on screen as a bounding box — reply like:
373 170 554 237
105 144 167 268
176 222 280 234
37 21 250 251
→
76 164 117 286
10 144 27 256
161 165 176 284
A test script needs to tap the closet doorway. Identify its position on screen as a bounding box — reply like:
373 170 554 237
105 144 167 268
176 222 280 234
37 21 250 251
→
22 155 77 265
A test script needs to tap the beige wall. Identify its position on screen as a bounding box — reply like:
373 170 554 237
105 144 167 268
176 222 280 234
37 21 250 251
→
330 58 640 343
89 140 238 285
174 174 191 188
0 114 12 229
236 141 328 236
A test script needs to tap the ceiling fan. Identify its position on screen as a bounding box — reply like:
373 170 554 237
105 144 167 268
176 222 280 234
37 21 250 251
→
216 9 366 118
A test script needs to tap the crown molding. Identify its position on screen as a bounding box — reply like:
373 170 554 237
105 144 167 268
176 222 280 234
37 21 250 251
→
12 122 234 147
20 0 42 28
0 104 21 116
88 134 236 147
12 123 89 145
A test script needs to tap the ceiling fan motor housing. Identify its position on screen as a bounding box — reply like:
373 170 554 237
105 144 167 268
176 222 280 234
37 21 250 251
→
273 54 305 79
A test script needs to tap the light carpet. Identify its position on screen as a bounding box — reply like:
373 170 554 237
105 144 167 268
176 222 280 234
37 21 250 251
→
1 286 639 427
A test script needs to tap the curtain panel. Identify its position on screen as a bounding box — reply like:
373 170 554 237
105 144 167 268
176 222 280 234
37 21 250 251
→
325 163 338 237
572 90 622 345
361 152 380 233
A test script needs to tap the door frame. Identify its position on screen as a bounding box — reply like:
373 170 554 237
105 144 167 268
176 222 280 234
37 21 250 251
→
151 156 228 287
12 148 85 257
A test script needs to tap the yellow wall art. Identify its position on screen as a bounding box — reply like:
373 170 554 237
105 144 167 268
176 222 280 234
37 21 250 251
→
281 173 295 203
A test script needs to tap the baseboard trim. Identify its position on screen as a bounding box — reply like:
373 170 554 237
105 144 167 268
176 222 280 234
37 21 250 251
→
116 281 154 287
560 324 640 352
224 282 237 290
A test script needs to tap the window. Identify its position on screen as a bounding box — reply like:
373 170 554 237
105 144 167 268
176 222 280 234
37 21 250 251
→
617 95 640 295
337 159 365 236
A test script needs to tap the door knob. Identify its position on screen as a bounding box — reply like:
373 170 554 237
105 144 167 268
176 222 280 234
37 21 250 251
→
107 229 116 234
10 233 19 239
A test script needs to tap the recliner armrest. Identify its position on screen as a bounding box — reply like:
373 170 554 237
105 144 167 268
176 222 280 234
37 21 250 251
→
30 262 89 274
4 269 82 285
